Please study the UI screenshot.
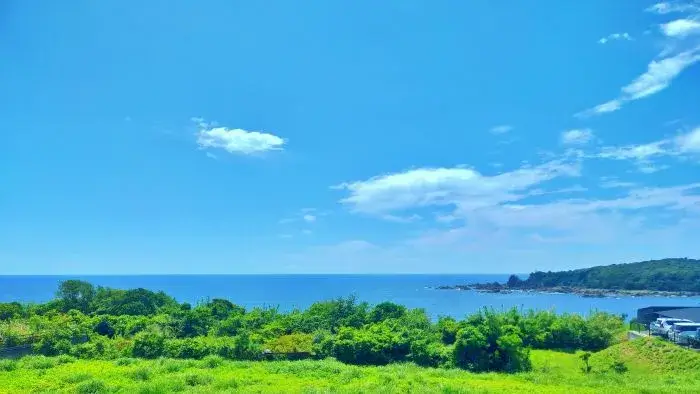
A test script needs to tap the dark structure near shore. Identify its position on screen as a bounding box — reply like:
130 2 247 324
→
637 306 700 325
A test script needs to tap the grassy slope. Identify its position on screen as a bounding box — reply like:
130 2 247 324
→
1 340 699 393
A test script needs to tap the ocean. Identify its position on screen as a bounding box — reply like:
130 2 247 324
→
1 274 699 320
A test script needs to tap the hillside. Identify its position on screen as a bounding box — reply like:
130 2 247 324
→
591 336 700 373
508 258 700 292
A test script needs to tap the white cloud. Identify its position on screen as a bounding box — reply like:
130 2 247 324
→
561 129 594 145
598 32 632 44
661 19 700 37
205 152 218 160
303 214 317 223
676 126 700 152
623 49 700 99
591 126 699 171
597 140 671 161
490 125 513 134
583 48 700 115
589 99 622 115
336 160 580 215
646 2 700 14
197 127 285 155
194 119 285 155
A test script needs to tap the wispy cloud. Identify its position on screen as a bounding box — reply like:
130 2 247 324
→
303 214 316 223
600 179 637 189
592 126 700 171
561 129 594 145
581 48 700 115
676 126 700 152
646 2 700 15
335 159 580 215
489 125 513 134
193 118 285 155
598 32 632 44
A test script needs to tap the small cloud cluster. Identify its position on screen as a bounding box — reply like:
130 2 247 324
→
278 208 324 238
560 129 594 145
193 118 285 155
598 32 632 44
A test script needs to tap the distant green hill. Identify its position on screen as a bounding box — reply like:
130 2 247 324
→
507 258 700 292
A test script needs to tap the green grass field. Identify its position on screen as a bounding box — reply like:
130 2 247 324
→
1 338 698 393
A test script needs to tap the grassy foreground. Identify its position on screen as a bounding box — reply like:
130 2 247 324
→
1 338 699 394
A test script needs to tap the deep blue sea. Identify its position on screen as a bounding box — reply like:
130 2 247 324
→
2 275 699 320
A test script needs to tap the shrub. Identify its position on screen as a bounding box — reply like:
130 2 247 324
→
132 330 167 359
75 379 107 394
114 357 137 366
410 340 453 368
94 319 116 338
0 359 17 371
56 354 77 364
184 373 213 386
64 372 92 384
201 354 225 368
611 360 628 373
130 366 152 381
21 355 56 370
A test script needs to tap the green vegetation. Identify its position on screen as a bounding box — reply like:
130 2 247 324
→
2 280 699 392
2 343 700 393
507 258 700 292
1 280 623 375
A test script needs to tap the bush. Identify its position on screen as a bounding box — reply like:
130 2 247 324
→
75 379 108 394
184 373 214 386
201 354 224 368
94 319 115 338
20 355 56 370
410 339 453 368
114 357 137 366
64 372 92 384
132 330 167 359
611 360 628 373
130 366 152 381
0 359 17 371
56 354 77 364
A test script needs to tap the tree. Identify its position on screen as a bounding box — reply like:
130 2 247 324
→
369 302 406 323
453 326 489 371
56 280 95 313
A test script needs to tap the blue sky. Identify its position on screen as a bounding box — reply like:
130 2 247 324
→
2 1 700 274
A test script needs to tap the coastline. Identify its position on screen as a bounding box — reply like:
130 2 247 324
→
432 283 700 298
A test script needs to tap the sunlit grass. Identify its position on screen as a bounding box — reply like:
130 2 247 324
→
1 342 700 393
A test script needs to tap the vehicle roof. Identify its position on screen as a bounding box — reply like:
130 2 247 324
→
672 322 700 326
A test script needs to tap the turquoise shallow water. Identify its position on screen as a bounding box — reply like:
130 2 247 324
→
1 274 698 319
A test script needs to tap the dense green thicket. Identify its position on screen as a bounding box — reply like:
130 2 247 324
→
507 258 700 291
0 280 624 373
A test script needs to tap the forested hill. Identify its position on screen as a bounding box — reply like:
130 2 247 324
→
507 258 700 292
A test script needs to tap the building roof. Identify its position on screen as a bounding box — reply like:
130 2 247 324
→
657 307 700 322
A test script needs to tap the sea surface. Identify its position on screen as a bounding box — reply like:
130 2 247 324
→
1 275 699 320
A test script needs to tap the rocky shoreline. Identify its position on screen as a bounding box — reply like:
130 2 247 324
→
432 283 700 298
